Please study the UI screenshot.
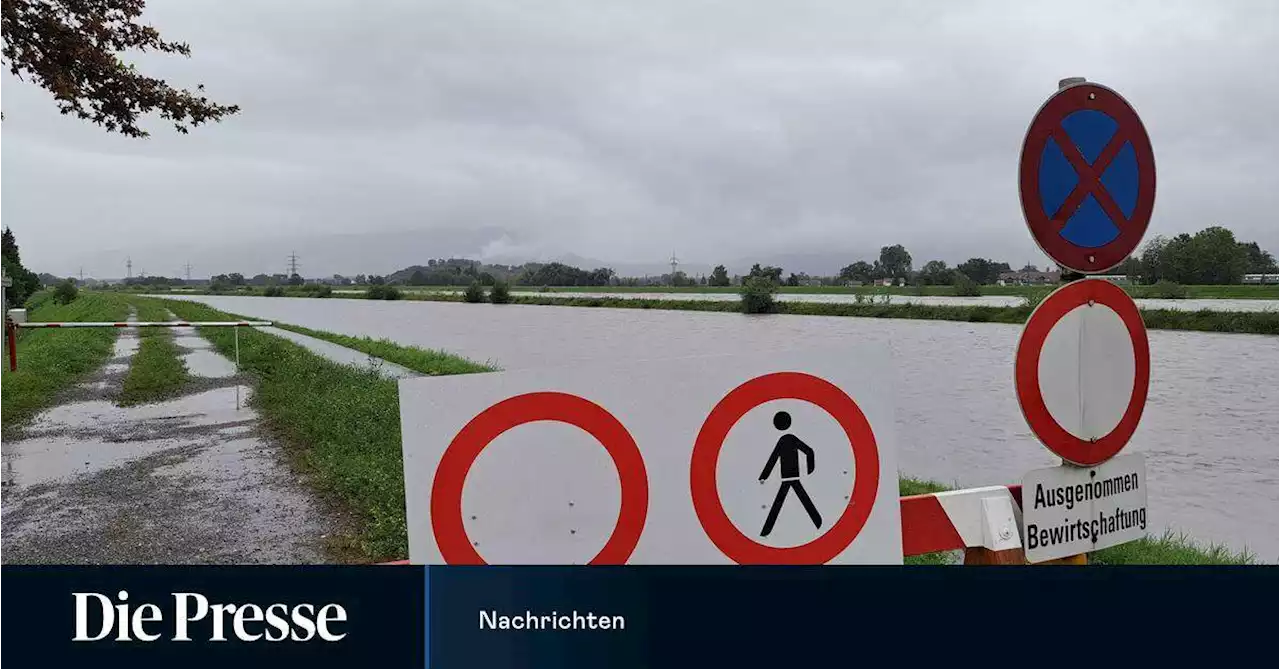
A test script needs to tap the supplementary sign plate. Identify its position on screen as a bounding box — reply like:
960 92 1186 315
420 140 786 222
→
1021 453 1148 563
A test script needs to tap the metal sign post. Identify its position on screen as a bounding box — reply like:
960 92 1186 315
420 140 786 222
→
0 271 9 378
1011 78 1157 564
235 325 241 410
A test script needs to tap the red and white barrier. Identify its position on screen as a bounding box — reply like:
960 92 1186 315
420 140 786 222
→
900 485 1023 556
15 321 271 328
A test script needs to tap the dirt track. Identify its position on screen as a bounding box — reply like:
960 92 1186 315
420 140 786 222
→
1 315 338 564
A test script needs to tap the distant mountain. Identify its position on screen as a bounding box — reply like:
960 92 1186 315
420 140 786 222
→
66 227 885 282
63 226 513 280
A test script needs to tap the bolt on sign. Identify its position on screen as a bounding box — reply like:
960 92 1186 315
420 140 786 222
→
398 347 901 565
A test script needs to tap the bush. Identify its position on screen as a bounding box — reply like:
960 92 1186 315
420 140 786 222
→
308 284 333 298
463 281 485 303
1019 287 1054 310
951 272 981 297
263 285 285 297
1148 280 1189 299
365 285 402 300
740 276 778 314
52 279 79 305
490 280 511 304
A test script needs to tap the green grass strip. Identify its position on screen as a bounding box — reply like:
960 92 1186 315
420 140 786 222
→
307 283 1278 299
161 298 490 561
1089 530 1254 565
1 292 130 433
398 292 1277 335
118 335 189 406
271 322 496 375
116 298 190 406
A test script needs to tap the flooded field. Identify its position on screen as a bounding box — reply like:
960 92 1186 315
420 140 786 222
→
170 295 1280 561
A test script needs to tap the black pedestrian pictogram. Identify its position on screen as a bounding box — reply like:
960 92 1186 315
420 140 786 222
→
758 411 822 537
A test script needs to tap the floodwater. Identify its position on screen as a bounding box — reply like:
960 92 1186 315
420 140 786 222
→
335 288 1280 313
171 295 1280 561
1 314 335 564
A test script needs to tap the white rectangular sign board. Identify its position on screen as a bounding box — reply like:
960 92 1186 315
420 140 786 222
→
399 346 901 565
1021 453 1148 563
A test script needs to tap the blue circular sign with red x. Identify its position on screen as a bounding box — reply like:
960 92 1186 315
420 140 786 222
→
1019 82 1156 274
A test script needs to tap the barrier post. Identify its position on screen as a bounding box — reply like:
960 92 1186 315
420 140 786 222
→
963 547 1026 565
7 321 16 372
0 267 6 376
235 326 241 410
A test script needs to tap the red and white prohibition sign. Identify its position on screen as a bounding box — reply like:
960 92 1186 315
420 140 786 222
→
689 372 881 564
429 391 650 565
1015 279 1150 466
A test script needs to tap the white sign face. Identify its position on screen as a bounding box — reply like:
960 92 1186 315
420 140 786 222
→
1021 453 1148 563
399 346 901 565
1037 302 1136 441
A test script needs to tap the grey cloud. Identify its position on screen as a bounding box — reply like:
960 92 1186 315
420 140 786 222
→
2 0 1275 277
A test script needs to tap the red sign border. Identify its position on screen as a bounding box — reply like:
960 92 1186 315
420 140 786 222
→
689 372 881 564
1014 279 1150 466
1018 82 1156 274
430 391 649 565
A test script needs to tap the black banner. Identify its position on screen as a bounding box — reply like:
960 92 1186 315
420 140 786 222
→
1 566 423 668
429 566 1278 667
3 566 1275 667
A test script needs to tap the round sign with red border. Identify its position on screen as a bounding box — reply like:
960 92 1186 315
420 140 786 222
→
689 372 880 564
1015 279 1150 466
1019 82 1156 274
430 391 649 565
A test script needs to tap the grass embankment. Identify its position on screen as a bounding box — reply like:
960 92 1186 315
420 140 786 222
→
1 292 130 433
371 283 1279 300
270 322 497 375
898 478 1253 565
161 299 491 561
407 292 1279 335
117 299 190 406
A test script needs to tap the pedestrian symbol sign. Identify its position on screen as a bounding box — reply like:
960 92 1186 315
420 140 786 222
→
689 371 884 564
758 411 822 537
1019 82 1156 274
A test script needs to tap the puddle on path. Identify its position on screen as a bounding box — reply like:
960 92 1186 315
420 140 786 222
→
1 312 337 565
168 316 239 378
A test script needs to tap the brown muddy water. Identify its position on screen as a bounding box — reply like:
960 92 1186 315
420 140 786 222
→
1 316 336 564
168 295 1280 561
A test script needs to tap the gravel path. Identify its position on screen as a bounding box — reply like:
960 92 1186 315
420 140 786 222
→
1 312 340 564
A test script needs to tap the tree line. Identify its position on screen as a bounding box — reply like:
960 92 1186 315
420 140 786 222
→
1120 227 1277 285
195 226 1275 290
3 228 41 307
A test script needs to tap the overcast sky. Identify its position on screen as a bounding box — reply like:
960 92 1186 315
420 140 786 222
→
2 0 1277 277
